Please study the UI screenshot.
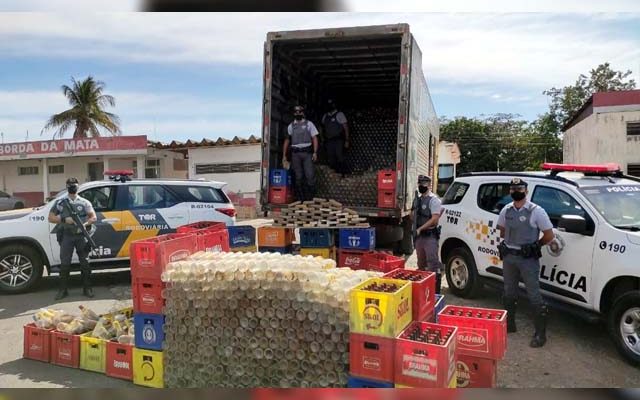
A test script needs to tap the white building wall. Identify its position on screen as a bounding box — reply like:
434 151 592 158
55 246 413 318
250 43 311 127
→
188 145 261 194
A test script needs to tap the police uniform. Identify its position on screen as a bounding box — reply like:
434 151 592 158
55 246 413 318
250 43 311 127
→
287 118 319 201
321 107 348 174
412 176 444 292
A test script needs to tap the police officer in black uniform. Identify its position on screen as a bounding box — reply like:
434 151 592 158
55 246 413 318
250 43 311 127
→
321 99 350 175
282 105 320 201
48 178 97 300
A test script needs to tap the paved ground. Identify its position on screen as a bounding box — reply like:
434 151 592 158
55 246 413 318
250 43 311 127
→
1 244 639 387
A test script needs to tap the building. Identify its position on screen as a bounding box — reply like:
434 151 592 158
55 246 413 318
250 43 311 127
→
0 135 187 207
563 90 640 176
436 141 461 196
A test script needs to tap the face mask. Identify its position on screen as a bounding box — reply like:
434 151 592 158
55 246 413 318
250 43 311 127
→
511 191 526 201
294 114 304 121
67 184 78 194
418 186 429 194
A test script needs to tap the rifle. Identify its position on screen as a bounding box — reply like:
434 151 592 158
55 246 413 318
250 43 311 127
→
60 198 97 250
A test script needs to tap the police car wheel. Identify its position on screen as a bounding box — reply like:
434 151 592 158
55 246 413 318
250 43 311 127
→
445 247 482 298
0 244 44 294
608 291 640 366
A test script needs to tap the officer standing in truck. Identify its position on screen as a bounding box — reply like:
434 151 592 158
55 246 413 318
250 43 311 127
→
412 175 444 294
48 177 97 300
321 99 350 175
497 177 555 348
282 105 320 201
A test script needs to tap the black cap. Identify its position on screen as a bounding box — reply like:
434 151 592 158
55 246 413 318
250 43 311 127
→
510 177 527 188
66 177 79 186
418 175 432 185
293 105 305 113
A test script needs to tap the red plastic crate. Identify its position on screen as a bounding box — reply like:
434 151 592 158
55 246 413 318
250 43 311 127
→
437 305 507 360
383 268 436 321
456 354 497 388
50 331 80 368
23 323 52 362
394 321 458 388
132 277 165 314
378 170 397 190
106 341 134 380
337 249 367 269
377 190 396 208
130 233 196 280
349 333 395 382
362 252 406 273
269 187 294 204
194 229 230 253
176 221 226 234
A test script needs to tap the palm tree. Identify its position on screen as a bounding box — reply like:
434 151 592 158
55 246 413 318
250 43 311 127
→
44 76 121 139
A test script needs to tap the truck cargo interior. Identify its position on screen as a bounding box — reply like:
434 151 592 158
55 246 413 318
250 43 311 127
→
268 35 403 207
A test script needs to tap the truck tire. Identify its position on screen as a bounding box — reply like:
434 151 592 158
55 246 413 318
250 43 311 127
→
608 291 640 366
444 247 482 298
0 244 44 294
399 217 414 256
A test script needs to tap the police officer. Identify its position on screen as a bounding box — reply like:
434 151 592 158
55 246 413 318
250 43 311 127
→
497 178 555 348
412 175 444 294
321 99 350 175
282 105 320 201
48 177 97 300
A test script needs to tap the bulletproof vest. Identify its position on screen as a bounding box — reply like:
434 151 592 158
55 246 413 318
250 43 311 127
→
323 112 344 140
416 195 434 228
504 205 540 247
291 121 312 146
58 198 90 233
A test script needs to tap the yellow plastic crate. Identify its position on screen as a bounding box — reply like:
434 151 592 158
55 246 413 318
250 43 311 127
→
300 247 336 259
133 347 164 388
230 245 257 253
79 333 107 373
349 277 412 338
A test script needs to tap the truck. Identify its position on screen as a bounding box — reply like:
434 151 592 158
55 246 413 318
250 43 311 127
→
260 24 439 254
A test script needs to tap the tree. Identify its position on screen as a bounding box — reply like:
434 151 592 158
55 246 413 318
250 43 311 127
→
44 76 121 139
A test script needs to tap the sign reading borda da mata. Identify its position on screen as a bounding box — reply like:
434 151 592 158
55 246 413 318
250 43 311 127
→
0 135 148 160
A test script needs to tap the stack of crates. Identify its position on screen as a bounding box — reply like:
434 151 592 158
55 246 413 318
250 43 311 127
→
383 269 436 322
337 227 375 269
176 221 229 253
348 277 412 388
258 226 294 254
438 305 507 388
228 225 257 252
129 232 197 388
299 228 336 260
361 252 406 273
268 169 295 204
377 170 397 208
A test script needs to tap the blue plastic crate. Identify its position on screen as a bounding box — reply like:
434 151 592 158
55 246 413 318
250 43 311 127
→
434 294 445 323
300 228 335 248
269 169 292 187
347 376 394 388
134 313 165 351
339 228 376 251
228 225 256 248
258 245 293 254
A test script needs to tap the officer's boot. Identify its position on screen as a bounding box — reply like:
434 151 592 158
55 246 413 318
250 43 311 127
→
82 269 94 298
503 297 518 333
55 269 69 301
530 305 548 348
435 273 442 295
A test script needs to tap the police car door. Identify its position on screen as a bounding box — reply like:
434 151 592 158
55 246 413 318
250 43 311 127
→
530 183 596 308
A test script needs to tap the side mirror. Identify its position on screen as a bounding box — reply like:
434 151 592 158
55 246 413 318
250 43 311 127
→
558 215 587 234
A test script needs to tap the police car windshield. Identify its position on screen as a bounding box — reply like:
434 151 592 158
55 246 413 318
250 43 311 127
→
580 185 640 229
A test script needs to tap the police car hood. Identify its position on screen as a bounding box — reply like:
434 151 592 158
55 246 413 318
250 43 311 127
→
0 208 38 221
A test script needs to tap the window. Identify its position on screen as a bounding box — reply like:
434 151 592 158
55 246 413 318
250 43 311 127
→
18 166 39 176
477 183 512 214
195 162 261 174
0 190 9 198
169 185 227 203
48 165 64 174
532 186 588 228
133 159 161 179
80 186 115 211
442 182 469 205
122 185 179 210
627 122 640 136
628 164 640 177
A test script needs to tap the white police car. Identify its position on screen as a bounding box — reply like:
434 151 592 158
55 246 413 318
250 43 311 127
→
439 163 640 365
0 171 236 294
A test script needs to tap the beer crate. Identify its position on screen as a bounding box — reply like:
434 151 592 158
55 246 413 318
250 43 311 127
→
79 334 107 373
106 341 134 381
437 305 507 360
133 348 164 388
300 247 336 259
394 321 458 388
347 376 394 388
349 278 412 338
456 354 497 388
299 228 336 248
132 277 165 315
362 252 405 273
349 333 395 382
23 323 52 362
176 221 226 234
377 170 397 190
134 313 165 351
130 233 196 280
268 187 295 204
338 249 367 269
377 190 396 208
230 245 257 253
177 221 230 253
383 268 436 322
50 330 81 368
269 168 292 187
339 227 376 251
228 225 256 248
258 226 295 247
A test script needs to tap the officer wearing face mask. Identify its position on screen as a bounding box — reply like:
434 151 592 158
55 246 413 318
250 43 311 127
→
497 178 555 348
48 177 97 300
282 105 320 201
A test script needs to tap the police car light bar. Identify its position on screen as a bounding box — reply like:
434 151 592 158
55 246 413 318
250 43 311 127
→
104 170 134 176
542 163 621 174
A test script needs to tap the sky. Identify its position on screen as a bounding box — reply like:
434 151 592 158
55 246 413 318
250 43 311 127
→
0 11 639 143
